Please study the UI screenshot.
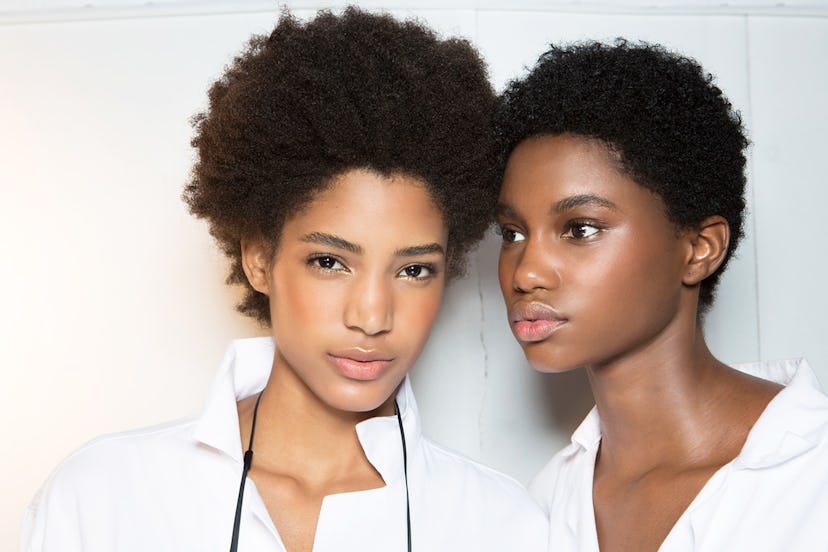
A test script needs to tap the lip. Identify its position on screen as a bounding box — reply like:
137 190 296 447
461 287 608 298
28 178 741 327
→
509 301 567 343
328 348 395 381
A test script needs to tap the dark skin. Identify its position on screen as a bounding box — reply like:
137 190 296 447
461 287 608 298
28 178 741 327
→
497 134 781 551
589 334 780 550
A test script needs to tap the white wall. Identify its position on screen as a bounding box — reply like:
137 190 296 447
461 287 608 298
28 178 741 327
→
2 2 826 549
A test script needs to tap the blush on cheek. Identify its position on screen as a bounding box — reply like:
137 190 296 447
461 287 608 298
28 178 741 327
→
417 303 442 332
401 294 443 345
269 282 334 345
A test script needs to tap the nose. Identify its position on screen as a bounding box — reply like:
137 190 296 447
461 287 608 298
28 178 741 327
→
509 237 561 293
343 273 393 335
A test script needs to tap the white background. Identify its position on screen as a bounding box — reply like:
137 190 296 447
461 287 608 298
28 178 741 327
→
2 1 827 549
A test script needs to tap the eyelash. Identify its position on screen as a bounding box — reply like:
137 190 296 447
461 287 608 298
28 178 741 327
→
398 263 437 281
561 220 603 240
307 255 438 281
495 220 604 243
308 255 348 272
495 224 525 245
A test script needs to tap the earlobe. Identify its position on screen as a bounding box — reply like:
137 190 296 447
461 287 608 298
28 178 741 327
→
682 215 730 286
241 240 271 295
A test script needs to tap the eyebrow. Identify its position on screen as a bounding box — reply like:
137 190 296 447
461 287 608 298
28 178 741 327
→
301 232 362 254
394 243 445 257
301 232 444 257
495 194 617 221
553 194 617 213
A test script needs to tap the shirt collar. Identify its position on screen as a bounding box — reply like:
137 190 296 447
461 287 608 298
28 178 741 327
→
192 337 421 482
560 358 826 546
682 358 827 546
729 358 826 469
560 405 602 538
568 406 601 454
192 337 272 463
566 358 824 457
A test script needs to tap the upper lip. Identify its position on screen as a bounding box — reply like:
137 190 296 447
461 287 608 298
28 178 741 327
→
510 301 566 323
329 347 394 362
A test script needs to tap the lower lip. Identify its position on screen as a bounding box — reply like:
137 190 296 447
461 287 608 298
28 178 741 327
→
329 355 392 381
513 319 566 342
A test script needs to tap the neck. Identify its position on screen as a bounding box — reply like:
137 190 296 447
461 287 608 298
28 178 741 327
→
237 350 396 485
586 309 739 474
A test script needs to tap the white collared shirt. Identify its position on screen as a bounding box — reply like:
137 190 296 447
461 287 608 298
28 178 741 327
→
531 358 828 551
22 337 548 551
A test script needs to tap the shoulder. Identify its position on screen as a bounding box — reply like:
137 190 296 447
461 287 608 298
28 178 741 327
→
415 437 547 522
413 437 549 550
22 418 198 550
743 359 828 464
44 417 197 489
418 436 534 501
690 400 828 548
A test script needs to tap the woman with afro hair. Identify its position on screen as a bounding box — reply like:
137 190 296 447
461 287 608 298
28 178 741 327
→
495 40 828 550
22 8 547 552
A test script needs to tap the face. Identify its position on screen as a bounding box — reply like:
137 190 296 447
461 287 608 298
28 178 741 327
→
496 134 690 373
259 169 447 413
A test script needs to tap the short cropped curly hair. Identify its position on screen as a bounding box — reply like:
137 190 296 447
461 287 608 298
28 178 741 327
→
495 40 749 313
184 7 498 325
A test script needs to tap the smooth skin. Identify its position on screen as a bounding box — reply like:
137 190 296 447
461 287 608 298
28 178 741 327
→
496 134 781 551
238 168 447 552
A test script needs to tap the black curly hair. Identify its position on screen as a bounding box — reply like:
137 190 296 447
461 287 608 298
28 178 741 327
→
183 7 498 325
495 40 749 313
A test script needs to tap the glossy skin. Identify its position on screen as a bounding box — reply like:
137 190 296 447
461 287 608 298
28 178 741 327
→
496 134 781 551
247 168 446 415
240 168 447 551
497 134 689 374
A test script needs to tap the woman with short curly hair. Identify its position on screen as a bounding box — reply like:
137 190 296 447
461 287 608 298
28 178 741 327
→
22 8 547 551
495 40 828 551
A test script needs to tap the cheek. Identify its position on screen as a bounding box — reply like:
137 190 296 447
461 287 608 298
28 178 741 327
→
272 276 343 331
572 239 684 333
396 287 444 343
581 248 639 302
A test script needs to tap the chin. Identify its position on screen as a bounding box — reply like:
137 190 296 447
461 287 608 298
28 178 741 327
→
324 382 400 415
523 344 582 374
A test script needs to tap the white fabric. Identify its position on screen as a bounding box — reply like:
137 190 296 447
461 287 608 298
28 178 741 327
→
530 358 828 551
23 337 548 552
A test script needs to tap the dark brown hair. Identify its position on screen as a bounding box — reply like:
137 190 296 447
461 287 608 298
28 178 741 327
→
184 8 499 324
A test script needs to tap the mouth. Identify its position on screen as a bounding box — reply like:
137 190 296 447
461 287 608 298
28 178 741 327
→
328 349 395 381
510 302 567 343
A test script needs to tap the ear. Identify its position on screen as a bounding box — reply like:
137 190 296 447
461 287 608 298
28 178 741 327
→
682 215 730 286
241 239 271 295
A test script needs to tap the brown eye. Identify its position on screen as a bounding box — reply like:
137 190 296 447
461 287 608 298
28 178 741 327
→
398 264 435 280
563 222 601 240
496 225 526 244
310 256 346 270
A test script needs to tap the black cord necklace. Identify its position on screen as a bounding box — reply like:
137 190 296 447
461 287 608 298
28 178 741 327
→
228 395 412 552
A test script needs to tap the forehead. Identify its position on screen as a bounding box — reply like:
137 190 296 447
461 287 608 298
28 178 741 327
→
282 168 447 244
500 134 666 217
503 134 620 193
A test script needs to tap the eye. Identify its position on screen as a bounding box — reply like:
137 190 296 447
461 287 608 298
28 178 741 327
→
496 225 526 244
310 255 346 271
398 264 435 280
562 222 601 240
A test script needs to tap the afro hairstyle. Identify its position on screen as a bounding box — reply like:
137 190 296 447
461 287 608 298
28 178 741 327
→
495 39 749 314
183 7 498 325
